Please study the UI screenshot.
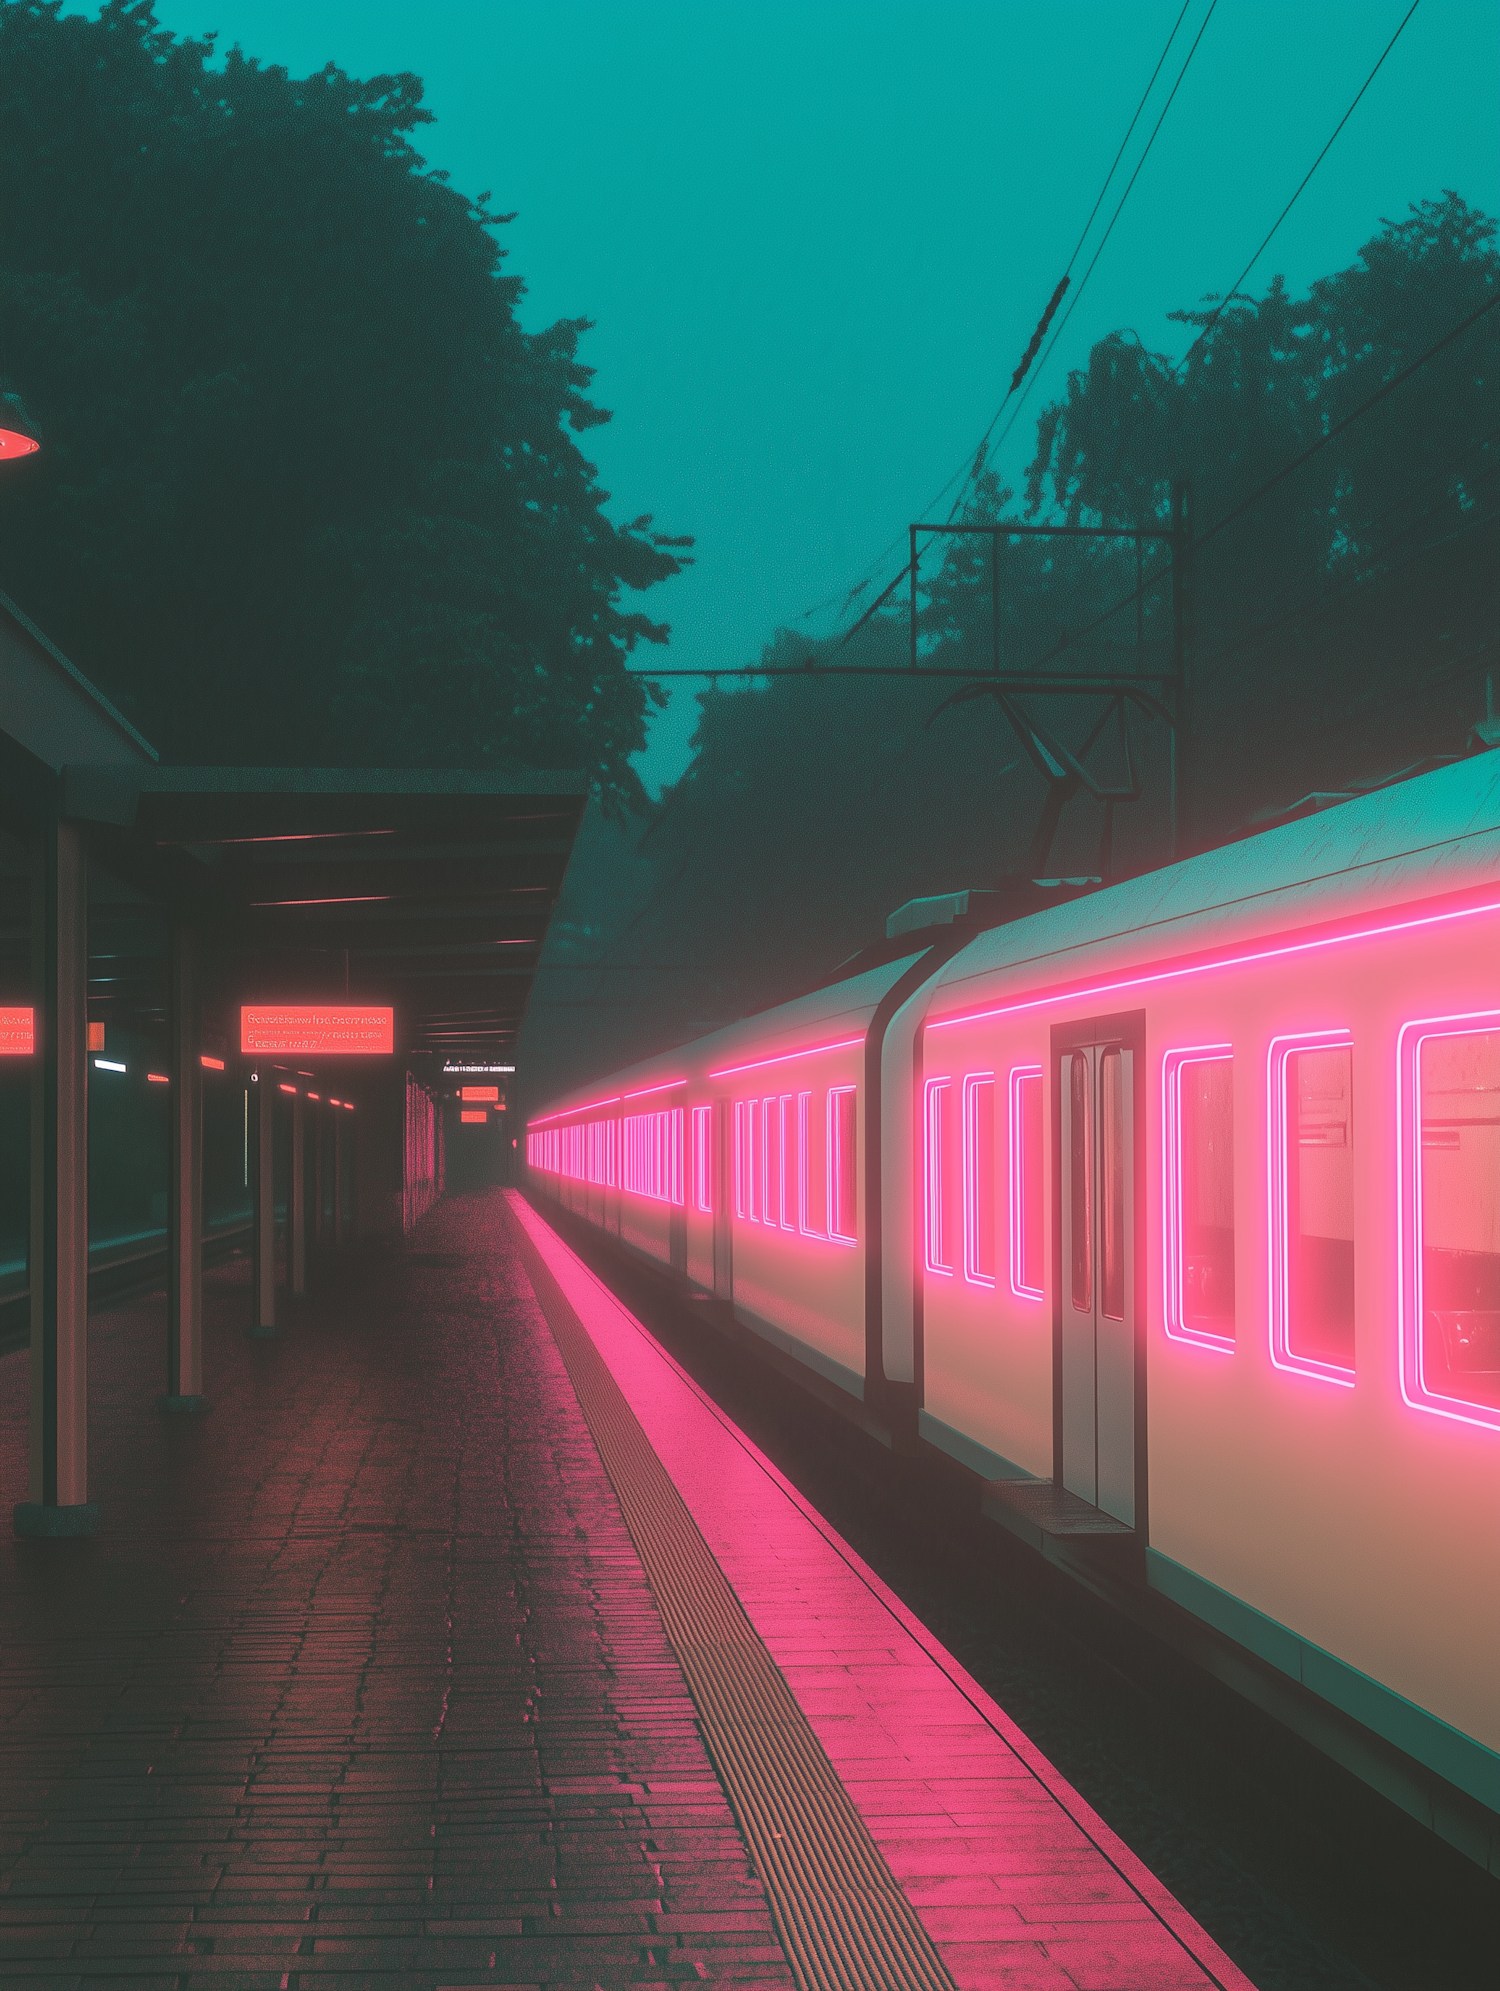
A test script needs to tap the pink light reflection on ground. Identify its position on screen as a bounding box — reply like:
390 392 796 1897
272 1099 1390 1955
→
507 1192 1256 1991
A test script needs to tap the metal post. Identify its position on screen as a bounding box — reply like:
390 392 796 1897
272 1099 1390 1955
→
312 1102 324 1246
909 526 919 674
332 1110 344 1246
251 1069 276 1335
991 529 1000 679
1171 479 1193 861
290 1088 306 1296
15 815 97 1536
161 924 206 1411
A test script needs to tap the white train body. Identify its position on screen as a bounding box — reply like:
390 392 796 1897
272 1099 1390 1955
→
527 755 1500 1858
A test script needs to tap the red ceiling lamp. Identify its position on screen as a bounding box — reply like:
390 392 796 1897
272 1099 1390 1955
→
0 385 39 461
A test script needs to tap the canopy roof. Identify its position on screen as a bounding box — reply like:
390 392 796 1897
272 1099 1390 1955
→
62 765 588 1062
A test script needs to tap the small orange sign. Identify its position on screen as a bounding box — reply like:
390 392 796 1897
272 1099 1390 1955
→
460 1085 499 1103
460 1109 488 1124
241 1006 393 1055
1 1007 35 1055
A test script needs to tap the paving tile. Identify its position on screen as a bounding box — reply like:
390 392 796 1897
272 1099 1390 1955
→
0 1199 793 1989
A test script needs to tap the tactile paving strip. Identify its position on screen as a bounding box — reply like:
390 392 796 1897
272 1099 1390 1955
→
511 1212 958 1991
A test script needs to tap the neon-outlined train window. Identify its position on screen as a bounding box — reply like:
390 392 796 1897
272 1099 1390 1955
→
963 1073 997 1288
1162 1046 1235 1352
622 1108 684 1206
1008 1066 1044 1302
1398 1011 1500 1431
924 1077 954 1277
692 1103 713 1213
1269 1030 1355 1386
735 1087 856 1245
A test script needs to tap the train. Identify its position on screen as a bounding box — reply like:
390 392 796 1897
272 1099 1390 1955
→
526 750 1500 1867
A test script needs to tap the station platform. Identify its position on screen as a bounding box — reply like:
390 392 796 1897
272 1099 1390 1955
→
0 1188 1255 1990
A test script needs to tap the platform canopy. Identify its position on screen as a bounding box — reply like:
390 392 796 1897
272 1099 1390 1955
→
60 765 588 1063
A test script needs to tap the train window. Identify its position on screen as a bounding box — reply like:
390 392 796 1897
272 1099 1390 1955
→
1270 1033 1355 1382
963 1074 997 1287
924 1077 954 1274
1163 1049 1234 1347
798 1091 826 1236
760 1097 777 1231
778 1093 797 1230
734 1099 756 1220
692 1104 712 1214
1416 1029 1500 1414
1009 1067 1044 1301
1069 1052 1093 1313
829 1086 858 1243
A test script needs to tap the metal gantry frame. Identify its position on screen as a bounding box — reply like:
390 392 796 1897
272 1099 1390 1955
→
634 486 1195 872
910 481 1192 870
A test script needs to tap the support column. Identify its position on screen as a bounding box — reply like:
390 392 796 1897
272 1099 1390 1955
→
332 1110 344 1245
161 925 206 1412
312 1104 324 1246
250 1069 276 1336
290 1089 306 1296
15 815 97 1537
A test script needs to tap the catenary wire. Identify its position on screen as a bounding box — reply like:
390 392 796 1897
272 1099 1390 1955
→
1019 0 1426 537
794 0 1199 630
1010 287 1500 678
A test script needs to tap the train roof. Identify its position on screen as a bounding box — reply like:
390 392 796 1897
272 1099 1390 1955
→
531 947 929 1120
927 747 1500 1016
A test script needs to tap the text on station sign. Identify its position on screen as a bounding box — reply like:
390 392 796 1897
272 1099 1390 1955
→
0 1007 34 1056
240 1006 394 1056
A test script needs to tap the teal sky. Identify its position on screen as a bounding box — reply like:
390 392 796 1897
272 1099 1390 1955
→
145 0 1500 789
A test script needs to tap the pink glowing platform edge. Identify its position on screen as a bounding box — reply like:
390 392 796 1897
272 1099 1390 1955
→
509 1190 1256 1991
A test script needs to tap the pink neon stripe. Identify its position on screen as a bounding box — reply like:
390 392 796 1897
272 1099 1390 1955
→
779 1094 796 1230
623 1077 687 1100
529 1094 620 1129
1160 1046 1234 1355
928 893 1500 1035
710 1034 864 1080
1266 1031 1354 1388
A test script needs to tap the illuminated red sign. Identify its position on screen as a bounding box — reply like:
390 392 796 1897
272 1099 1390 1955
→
461 1109 488 1124
240 1006 393 1055
0 1008 34 1056
460 1085 499 1103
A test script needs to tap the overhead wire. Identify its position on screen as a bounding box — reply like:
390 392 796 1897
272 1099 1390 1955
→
1006 0 1429 660
793 0 1199 632
827 0 1218 660
1017 286 1500 675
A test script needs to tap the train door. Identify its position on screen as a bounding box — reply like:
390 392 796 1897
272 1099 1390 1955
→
1059 1038 1137 1525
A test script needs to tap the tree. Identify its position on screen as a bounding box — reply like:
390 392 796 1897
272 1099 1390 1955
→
0 0 689 804
1019 193 1499 832
522 197 1499 1100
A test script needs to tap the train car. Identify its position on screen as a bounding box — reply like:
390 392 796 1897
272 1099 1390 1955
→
527 751 1500 1862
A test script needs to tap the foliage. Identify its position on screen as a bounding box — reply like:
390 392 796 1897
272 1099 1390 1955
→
1016 192 1499 830
0 0 688 803
524 196 1499 1098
